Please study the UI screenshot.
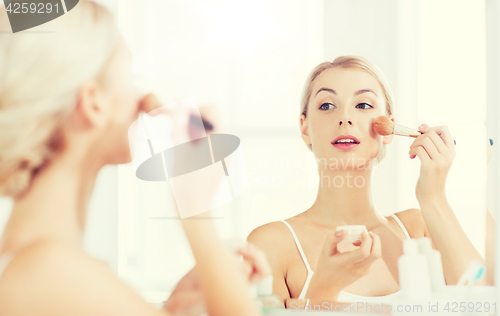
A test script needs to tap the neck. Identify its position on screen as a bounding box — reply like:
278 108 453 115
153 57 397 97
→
307 162 386 229
1 146 102 252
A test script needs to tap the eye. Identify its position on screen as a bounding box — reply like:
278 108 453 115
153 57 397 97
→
319 103 335 111
355 102 373 109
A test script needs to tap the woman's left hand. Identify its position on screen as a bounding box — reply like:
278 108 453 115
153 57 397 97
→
409 124 456 205
237 243 272 285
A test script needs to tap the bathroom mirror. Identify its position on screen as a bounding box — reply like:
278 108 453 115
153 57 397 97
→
107 0 493 304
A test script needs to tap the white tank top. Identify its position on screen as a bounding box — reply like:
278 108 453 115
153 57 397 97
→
281 214 411 303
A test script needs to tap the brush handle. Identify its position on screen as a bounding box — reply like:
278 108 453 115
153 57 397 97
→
393 124 422 137
394 124 457 145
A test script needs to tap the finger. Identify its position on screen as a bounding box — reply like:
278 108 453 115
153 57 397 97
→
323 230 345 256
356 232 381 267
428 125 455 150
238 244 272 284
410 132 439 152
370 232 380 255
416 125 452 154
163 292 205 314
411 137 439 160
418 123 430 133
343 231 372 263
241 260 253 280
227 253 249 280
409 132 430 158
425 130 448 154
409 146 431 162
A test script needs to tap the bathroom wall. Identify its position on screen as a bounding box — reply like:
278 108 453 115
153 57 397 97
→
416 0 487 255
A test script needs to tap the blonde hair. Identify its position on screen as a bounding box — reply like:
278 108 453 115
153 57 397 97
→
0 1 120 197
300 55 395 162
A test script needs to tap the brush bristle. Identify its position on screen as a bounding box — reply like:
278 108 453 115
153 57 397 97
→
373 116 394 136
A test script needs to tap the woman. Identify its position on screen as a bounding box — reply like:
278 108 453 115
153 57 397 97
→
0 2 266 315
247 56 486 306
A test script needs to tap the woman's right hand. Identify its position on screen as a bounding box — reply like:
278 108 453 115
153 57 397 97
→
305 230 381 301
139 93 220 142
163 243 271 316
163 268 205 316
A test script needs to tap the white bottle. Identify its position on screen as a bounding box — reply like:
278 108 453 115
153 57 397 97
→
417 237 447 293
398 239 432 300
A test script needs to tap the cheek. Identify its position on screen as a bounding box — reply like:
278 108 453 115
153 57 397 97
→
106 89 140 162
109 112 135 164
309 114 330 140
109 86 140 124
360 115 384 155
355 115 377 140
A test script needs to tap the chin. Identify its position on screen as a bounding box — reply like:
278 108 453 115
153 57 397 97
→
118 152 133 165
318 152 377 171
105 149 133 165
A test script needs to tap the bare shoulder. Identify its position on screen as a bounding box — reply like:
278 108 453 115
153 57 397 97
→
0 240 162 316
0 240 89 289
390 208 427 239
247 221 296 264
247 221 293 250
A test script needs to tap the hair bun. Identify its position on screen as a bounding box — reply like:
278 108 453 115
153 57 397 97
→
0 143 51 197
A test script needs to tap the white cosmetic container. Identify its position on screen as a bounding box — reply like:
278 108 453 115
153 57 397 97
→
417 237 447 293
398 239 432 300
335 225 366 243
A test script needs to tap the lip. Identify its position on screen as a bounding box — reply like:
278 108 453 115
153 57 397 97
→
331 135 360 151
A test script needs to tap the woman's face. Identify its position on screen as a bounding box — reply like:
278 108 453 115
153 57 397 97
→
93 37 142 165
301 67 393 170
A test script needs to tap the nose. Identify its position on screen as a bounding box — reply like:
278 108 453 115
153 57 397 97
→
339 120 353 126
338 105 353 126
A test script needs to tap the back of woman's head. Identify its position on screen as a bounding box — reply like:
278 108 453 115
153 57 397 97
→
0 0 120 197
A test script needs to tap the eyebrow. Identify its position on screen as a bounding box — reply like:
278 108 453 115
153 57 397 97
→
315 88 378 97
354 89 377 97
315 88 336 96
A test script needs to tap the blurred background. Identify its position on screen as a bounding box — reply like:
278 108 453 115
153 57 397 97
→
0 0 497 304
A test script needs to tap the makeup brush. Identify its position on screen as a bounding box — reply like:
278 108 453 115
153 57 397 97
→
374 116 457 145
189 114 214 131
373 116 421 138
